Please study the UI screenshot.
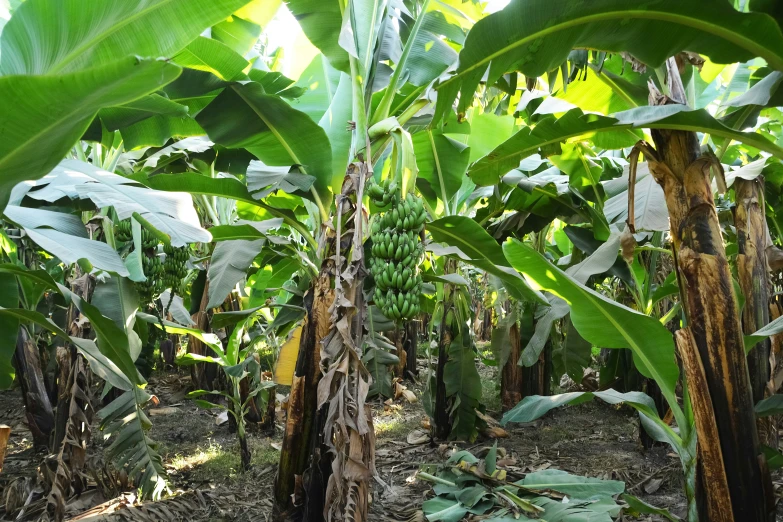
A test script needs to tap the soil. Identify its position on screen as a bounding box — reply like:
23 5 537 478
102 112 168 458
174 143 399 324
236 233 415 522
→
1 356 780 522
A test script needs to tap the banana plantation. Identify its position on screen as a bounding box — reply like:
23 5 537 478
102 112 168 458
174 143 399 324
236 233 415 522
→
6 0 783 520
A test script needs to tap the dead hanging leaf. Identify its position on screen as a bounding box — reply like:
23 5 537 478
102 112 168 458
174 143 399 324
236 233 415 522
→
407 429 430 445
275 325 303 387
620 227 636 264
47 355 94 522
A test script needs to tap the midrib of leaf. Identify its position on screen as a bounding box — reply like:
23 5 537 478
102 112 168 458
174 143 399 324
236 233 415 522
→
131 387 166 491
548 266 686 430
232 85 328 219
48 0 182 74
591 67 640 109
430 222 497 264
471 117 783 182
439 9 783 90
427 130 450 215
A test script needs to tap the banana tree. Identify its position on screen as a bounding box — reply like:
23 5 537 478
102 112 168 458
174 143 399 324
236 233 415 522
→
431 1 783 519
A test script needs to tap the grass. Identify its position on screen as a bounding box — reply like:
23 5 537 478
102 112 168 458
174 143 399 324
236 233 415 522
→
374 410 421 441
169 438 280 482
481 373 502 413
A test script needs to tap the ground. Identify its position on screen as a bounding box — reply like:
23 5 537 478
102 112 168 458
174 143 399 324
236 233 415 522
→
1 354 777 521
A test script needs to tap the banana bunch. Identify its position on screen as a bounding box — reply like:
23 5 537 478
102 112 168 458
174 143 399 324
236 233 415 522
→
137 254 166 304
114 219 159 249
115 220 133 242
163 244 189 292
367 181 427 321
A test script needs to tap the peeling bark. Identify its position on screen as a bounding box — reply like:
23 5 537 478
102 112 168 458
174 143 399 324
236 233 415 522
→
0 425 10 473
14 327 54 450
675 329 733 522
735 178 776 446
641 60 774 521
274 270 333 518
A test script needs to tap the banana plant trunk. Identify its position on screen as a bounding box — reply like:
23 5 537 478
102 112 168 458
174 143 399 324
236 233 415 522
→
735 177 776 446
500 322 523 411
403 319 418 380
14 327 54 450
645 61 774 522
434 259 457 439
273 269 333 519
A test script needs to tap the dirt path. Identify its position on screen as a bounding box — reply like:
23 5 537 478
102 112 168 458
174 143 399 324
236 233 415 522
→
0 360 758 522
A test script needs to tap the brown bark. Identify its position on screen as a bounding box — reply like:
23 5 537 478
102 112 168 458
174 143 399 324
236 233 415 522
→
13 327 54 450
675 329 734 522
501 322 523 411
273 270 333 518
735 177 776 446
47 355 93 521
521 342 551 398
645 65 773 520
0 425 10 473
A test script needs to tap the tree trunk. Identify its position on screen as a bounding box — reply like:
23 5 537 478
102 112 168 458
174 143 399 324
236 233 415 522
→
273 270 333 519
482 308 492 341
645 60 774 522
735 177 777 446
189 277 218 392
404 320 418 379
261 384 276 436
521 342 551 398
14 327 54 450
500 322 523 411
434 312 453 439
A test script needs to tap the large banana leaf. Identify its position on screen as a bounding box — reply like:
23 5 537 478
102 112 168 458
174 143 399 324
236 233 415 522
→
502 239 682 426
98 94 189 132
286 0 349 72
172 36 249 81
412 129 469 210
130 172 316 248
428 216 547 305
501 389 680 449
61 284 145 386
21 159 211 246
196 83 334 205
98 388 168 499
437 0 783 113
0 0 254 74
469 106 783 186
518 469 625 501
207 239 265 309
4 206 130 276
603 163 669 232
0 57 180 210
